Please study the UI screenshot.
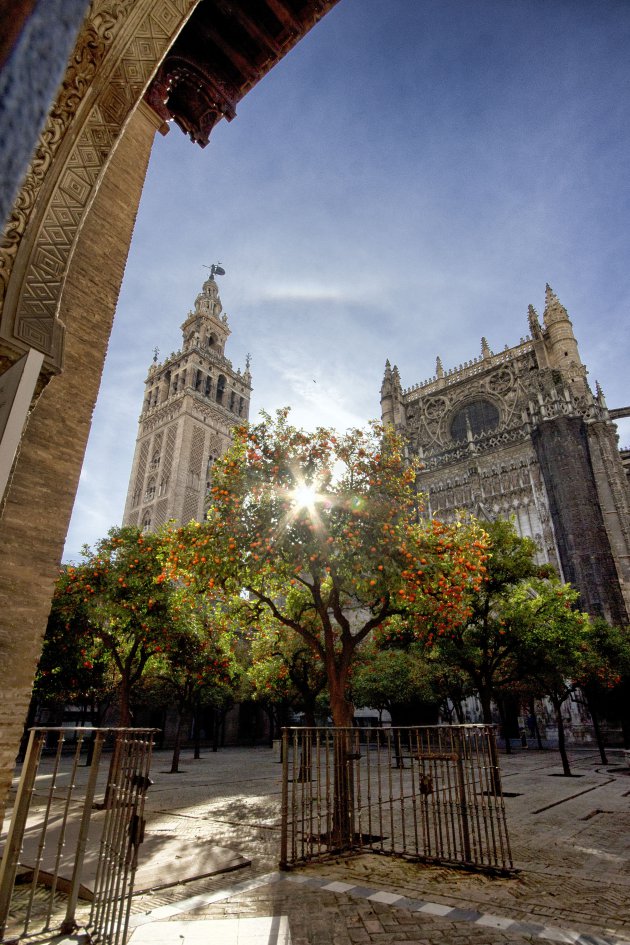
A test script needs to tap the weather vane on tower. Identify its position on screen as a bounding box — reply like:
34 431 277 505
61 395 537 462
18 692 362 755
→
203 262 225 279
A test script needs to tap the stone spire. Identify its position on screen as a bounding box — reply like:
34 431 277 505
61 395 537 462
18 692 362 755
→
528 304 542 339
380 360 405 429
595 380 607 410
543 283 570 327
182 271 231 356
243 352 252 385
541 284 587 393
481 337 492 359
436 356 444 378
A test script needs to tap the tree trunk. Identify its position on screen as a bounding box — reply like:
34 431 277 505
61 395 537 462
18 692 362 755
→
585 693 608 765
528 699 544 750
170 710 184 774
193 703 201 760
329 675 356 847
212 710 221 752
552 697 572 776
496 699 511 754
118 678 132 727
266 705 274 748
478 689 493 726
478 690 502 795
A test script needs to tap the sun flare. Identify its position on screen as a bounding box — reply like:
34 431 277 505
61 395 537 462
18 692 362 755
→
291 481 321 512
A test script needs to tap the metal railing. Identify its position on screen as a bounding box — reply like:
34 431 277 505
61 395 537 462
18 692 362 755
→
0 727 156 944
280 725 512 873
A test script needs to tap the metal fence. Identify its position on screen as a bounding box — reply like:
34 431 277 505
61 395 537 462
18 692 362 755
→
0 727 156 944
280 725 512 873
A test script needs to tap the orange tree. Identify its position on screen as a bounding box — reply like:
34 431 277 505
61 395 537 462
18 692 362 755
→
247 619 328 730
167 410 488 729
55 526 176 725
505 583 616 776
417 519 550 732
146 590 239 772
34 587 111 722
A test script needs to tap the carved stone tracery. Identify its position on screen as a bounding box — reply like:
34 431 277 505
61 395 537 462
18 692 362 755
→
0 0 199 373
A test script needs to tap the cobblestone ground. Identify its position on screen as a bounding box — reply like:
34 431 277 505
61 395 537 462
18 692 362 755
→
121 745 630 944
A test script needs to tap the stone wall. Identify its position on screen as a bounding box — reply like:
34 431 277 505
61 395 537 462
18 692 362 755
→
532 416 628 624
0 102 159 815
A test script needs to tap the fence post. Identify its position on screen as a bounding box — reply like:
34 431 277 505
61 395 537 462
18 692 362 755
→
61 730 105 933
454 733 472 863
280 728 289 869
0 729 43 938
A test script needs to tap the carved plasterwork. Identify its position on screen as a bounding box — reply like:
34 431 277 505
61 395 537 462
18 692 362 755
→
0 0 199 372
141 398 183 434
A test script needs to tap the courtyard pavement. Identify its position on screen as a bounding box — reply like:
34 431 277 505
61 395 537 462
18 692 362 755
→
105 743 630 945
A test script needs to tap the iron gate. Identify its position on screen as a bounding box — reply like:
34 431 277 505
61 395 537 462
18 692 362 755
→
0 727 156 944
280 725 512 872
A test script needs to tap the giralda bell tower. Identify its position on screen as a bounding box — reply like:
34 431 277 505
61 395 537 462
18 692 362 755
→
123 266 251 529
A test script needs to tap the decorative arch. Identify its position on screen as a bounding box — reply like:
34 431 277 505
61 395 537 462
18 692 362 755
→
0 0 339 816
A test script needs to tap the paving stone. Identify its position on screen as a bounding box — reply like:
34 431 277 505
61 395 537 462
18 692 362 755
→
118 748 630 945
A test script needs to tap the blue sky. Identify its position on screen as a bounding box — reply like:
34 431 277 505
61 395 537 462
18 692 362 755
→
64 0 630 560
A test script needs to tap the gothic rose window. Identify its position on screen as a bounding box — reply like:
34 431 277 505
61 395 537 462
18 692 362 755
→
450 399 500 443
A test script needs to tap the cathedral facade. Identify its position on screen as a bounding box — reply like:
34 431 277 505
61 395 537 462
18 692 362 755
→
123 271 251 530
381 286 630 626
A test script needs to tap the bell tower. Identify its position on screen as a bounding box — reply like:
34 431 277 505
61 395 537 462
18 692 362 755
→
123 266 252 529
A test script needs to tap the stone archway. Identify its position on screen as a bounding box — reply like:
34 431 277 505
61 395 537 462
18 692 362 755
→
0 0 338 814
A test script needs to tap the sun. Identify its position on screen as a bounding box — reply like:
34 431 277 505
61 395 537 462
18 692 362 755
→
290 481 321 513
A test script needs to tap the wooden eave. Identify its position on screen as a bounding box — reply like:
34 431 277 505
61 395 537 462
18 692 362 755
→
145 0 340 147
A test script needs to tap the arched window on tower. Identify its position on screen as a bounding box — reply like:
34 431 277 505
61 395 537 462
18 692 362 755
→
132 488 141 508
150 448 160 469
205 375 212 397
145 477 156 501
141 510 152 531
206 455 216 492
158 476 169 497
229 390 235 412
208 333 216 349
216 375 226 405
195 369 203 391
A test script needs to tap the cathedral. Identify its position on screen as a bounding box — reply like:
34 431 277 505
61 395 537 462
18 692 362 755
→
381 285 630 626
123 269 251 531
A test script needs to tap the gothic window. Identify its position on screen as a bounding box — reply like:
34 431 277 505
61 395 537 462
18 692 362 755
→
195 369 203 391
229 390 236 412
145 477 156 501
216 375 226 405
150 448 160 468
239 396 244 416
205 375 212 397
172 374 178 393
450 399 500 443
208 333 216 348
132 488 141 508
141 510 152 531
158 477 169 497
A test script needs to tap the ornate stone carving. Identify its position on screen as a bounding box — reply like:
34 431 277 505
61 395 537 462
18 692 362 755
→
0 0 198 371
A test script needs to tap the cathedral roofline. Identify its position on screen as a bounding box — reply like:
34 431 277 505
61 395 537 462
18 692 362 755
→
403 335 536 399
